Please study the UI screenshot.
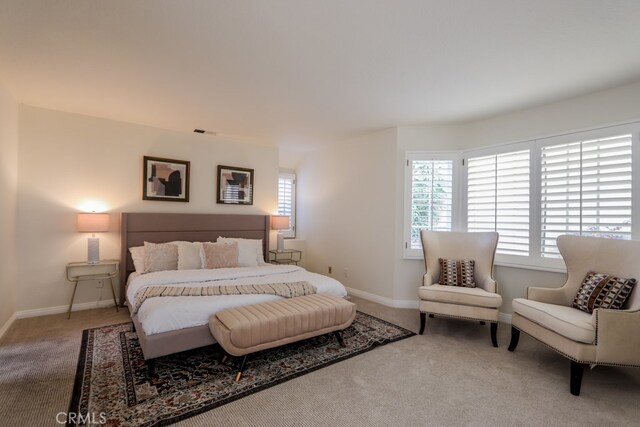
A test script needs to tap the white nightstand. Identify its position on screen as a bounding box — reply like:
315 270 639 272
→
66 260 120 319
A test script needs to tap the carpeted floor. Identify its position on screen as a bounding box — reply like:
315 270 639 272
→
69 312 414 426
1 296 639 426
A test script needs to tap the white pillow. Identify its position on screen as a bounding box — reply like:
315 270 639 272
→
173 241 203 270
216 237 266 267
129 246 145 273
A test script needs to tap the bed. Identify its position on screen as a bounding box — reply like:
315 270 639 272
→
119 212 348 368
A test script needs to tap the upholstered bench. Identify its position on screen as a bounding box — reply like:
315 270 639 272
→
209 293 357 381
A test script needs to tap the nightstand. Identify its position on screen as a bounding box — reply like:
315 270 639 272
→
66 260 119 319
269 249 302 265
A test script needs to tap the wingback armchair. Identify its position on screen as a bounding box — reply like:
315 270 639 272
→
419 230 502 346
508 235 640 396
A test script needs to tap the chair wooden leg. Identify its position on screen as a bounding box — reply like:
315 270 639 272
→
490 322 498 347
419 312 426 335
508 327 520 352
570 361 585 396
235 355 248 382
334 330 346 347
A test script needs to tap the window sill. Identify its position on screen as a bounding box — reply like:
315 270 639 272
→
402 255 566 274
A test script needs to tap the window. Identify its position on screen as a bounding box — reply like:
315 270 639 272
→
404 152 459 258
278 171 296 238
405 122 638 270
540 132 633 258
466 148 530 256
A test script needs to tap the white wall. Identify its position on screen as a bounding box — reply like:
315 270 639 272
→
0 81 18 334
16 106 279 314
296 129 397 300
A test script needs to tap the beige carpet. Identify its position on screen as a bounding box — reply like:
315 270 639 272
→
0 297 638 426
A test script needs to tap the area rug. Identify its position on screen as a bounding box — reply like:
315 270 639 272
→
68 312 415 426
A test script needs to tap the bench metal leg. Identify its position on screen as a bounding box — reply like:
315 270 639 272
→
334 330 346 348
235 355 248 382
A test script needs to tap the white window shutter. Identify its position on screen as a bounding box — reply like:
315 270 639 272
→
540 134 632 257
467 149 530 256
278 172 296 238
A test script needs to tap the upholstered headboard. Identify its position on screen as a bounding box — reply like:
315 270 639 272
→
119 212 270 305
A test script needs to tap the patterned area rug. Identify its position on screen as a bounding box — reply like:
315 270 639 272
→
68 312 415 426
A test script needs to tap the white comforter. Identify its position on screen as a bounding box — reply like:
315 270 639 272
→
126 265 348 335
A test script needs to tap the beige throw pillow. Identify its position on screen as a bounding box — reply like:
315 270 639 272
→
173 241 203 270
201 242 239 269
143 242 178 273
216 237 265 266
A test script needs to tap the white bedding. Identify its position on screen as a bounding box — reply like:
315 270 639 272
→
126 265 348 335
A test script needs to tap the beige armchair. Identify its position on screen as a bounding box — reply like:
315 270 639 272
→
419 230 502 347
508 235 640 396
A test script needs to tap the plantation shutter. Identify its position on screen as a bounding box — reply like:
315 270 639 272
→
409 159 454 249
467 150 530 256
540 134 632 257
278 172 296 238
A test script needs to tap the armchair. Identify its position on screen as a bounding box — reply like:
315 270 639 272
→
418 230 502 346
508 235 640 396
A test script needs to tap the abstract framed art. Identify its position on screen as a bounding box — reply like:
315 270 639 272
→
143 156 190 202
217 165 254 205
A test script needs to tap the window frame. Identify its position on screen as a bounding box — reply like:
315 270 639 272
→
403 151 461 259
277 170 296 239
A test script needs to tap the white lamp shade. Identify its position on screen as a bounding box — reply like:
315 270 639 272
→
77 213 110 233
271 215 290 230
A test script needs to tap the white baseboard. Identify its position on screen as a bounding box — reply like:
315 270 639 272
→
16 299 116 319
346 287 419 309
346 286 513 324
0 313 16 340
499 312 512 324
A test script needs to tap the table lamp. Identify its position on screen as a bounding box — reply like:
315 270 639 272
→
77 213 110 264
271 215 290 252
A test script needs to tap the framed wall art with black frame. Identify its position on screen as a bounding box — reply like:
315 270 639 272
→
217 165 254 205
143 156 190 202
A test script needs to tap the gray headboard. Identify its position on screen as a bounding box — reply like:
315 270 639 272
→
119 212 270 305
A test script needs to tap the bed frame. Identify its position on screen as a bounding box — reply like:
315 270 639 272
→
119 212 270 372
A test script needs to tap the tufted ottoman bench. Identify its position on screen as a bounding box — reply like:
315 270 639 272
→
209 293 357 381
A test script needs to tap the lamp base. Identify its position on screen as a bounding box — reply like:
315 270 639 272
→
88 237 100 264
277 233 284 252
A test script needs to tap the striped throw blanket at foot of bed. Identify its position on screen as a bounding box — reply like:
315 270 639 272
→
131 281 316 315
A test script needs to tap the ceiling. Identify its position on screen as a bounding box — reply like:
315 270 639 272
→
2 1 640 150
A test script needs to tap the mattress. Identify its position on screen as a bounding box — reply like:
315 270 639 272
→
126 265 348 335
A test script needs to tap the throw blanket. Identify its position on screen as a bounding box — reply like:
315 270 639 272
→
131 281 316 315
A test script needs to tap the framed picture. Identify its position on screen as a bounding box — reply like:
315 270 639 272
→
143 156 190 202
217 165 254 205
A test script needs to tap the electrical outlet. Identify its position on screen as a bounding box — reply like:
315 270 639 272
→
328 266 333 274
96 280 103 288
343 268 348 278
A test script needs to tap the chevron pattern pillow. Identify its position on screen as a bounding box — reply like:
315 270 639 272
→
438 258 476 288
573 271 636 314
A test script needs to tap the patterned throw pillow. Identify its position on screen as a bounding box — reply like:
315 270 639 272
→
438 258 476 288
143 242 178 273
573 271 636 314
201 242 239 269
